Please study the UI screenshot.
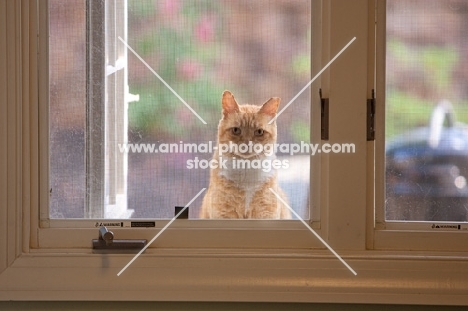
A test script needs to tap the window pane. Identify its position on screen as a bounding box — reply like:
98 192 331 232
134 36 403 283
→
385 0 468 222
49 0 86 218
126 0 311 219
49 0 312 220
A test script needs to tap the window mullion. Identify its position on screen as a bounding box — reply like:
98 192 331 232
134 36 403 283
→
366 0 378 249
104 0 131 218
114 0 128 206
105 0 117 208
374 0 386 228
326 0 369 251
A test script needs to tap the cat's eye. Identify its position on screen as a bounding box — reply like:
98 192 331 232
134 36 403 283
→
254 128 264 136
231 127 242 135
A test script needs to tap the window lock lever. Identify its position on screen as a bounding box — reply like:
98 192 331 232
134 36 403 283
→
98 226 114 246
92 226 147 253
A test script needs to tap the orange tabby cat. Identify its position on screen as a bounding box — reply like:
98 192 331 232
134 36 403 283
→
200 91 291 219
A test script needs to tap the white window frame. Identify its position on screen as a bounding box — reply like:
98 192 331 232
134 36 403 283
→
103 0 134 219
1 0 468 305
36 0 324 250
44 0 132 220
372 0 468 252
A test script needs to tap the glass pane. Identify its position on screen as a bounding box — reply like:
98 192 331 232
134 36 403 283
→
385 0 468 222
49 0 312 220
126 0 311 219
49 0 86 218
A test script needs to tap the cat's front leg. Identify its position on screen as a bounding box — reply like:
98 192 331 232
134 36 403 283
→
249 184 291 219
201 187 245 219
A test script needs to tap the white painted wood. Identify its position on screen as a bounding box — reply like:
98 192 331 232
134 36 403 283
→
20 0 30 255
6 0 21 266
365 0 377 250
374 0 387 228
327 0 368 250
1 252 468 304
0 0 8 275
311 0 323 226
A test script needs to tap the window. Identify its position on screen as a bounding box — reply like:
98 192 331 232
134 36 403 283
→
384 0 468 223
49 0 312 220
49 0 130 219
2 0 468 305
39 0 321 250
373 0 468 252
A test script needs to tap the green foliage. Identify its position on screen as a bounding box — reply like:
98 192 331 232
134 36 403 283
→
128 79 224 138
385 90 434 139
128 0 158 18
421 46 458 90
292 29 311 77
387 39 412 66
290 120 310 142
127 1 226 139
386 91 468 139
126 1 311 143
387 38 458 92
292 54 310 77
455 103 468 125
386 38 466 140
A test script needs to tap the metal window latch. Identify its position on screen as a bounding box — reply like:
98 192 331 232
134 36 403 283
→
92 226 147 253
319 88 329 141
367 89 376 141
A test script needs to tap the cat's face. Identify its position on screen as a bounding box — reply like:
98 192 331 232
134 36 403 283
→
217 91 278 159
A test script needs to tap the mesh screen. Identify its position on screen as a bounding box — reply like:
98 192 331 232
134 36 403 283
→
49 0 312 219
385 0 468 222
49 0 86 218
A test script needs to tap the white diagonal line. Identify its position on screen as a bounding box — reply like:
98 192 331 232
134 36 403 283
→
269 37 356 124
117 188 206 276
118 36 207 125
269 188 357 276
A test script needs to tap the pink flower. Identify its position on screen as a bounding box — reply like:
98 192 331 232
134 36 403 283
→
195 16 215 43
177 60 202 80
158 0 180 15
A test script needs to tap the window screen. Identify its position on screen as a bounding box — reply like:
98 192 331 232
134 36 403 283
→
49 0 86 218
385 0 468 222
49 0 312 220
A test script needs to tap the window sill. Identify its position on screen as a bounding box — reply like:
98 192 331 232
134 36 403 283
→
1 250 467 304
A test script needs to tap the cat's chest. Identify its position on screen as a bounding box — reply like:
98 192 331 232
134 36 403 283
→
217 156 276 215
217 156 275 187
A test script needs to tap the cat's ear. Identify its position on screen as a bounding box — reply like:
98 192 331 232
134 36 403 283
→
222 90 240 118
259 97 280 117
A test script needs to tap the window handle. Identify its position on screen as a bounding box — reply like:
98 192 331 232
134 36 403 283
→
99 226 114 246
92 226 147 253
